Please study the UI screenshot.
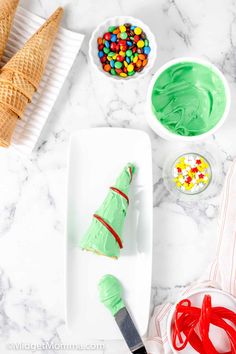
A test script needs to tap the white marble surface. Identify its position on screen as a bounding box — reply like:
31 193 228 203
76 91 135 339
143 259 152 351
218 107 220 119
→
0 0 236 353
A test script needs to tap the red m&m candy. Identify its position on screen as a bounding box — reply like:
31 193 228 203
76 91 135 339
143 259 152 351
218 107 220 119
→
104 32 111 41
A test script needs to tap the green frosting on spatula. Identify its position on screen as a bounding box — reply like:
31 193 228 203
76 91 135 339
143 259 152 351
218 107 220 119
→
80 163 136 258
98 274 125 316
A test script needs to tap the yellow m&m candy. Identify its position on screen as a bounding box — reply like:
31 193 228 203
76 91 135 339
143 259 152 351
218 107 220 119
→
134 27 142 35
127 64 134 72
137 40 144 48
119 25 126 32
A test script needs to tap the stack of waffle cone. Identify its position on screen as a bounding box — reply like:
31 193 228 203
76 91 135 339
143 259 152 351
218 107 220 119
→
0 0 19 62
0 7 64 147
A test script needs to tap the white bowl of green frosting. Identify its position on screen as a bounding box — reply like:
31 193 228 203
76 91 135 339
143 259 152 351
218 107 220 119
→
146 57 231 141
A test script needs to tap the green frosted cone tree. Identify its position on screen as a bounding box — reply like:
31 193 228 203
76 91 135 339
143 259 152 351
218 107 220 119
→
80 163 136 258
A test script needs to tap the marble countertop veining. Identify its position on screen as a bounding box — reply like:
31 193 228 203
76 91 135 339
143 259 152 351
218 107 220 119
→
0 0 236 353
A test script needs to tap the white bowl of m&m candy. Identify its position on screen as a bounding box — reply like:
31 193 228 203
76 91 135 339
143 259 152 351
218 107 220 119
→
89 16 157 80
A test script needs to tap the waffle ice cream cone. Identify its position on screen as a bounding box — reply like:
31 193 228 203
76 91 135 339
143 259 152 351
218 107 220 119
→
0 82 28 117
2 7 64 89
0 70 35 101
0 103 18 147
0 0 19 62
0 7 64 147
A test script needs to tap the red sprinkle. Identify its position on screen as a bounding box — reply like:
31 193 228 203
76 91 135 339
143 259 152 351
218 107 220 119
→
191 167 198 173
186 176 192 184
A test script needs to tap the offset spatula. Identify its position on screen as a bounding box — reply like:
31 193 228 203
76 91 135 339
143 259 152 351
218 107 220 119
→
115 307 147 353
98 275 147 354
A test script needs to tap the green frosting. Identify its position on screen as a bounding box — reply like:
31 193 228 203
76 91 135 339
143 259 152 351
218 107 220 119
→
98 274 125 316
151 61 227 136
80 163 136 258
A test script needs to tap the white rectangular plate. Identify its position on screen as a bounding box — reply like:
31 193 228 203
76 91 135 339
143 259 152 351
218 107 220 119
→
66 128 153 340
0 7 84 154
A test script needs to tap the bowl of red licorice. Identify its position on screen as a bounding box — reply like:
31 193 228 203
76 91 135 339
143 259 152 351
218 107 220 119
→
89 16 157 80
167 288 236 353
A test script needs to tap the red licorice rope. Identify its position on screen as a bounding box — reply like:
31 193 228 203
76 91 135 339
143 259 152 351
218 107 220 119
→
93 214 123 249
172 295 236 354
110 187 129 204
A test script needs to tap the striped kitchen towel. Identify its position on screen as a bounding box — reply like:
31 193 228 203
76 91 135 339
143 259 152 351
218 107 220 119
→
146 159 236 353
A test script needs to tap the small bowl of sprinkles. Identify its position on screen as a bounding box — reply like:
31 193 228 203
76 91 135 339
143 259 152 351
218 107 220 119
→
171 153 212 195
89 16 157 80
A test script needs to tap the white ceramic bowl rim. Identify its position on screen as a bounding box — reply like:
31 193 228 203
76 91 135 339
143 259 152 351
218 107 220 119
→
89 15 157 81
146 57 231 142
167 287 236 352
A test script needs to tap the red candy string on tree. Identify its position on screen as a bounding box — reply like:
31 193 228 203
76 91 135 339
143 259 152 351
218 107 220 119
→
93 214 123 249
172 295 236 353
110 187 129 204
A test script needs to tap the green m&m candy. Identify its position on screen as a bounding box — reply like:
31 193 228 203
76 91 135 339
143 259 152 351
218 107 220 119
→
108 25 117 32
128 71 135 76
120 32 128 39
115 61 123 69
126 49 132 57
110 68 117 75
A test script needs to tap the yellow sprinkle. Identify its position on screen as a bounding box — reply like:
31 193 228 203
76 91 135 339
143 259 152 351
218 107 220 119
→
198 165 204 172
120 72 127 77
133 56 138 63
123 61 128 67
176 163 186 170
119 51 125 57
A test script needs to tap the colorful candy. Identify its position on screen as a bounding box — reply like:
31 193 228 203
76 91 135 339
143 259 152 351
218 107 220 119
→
97 23 151 78
172 154 211 194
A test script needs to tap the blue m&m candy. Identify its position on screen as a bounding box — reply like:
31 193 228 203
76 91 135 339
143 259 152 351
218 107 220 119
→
143 46 151 55
111 34 117 42
110 60 115 68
